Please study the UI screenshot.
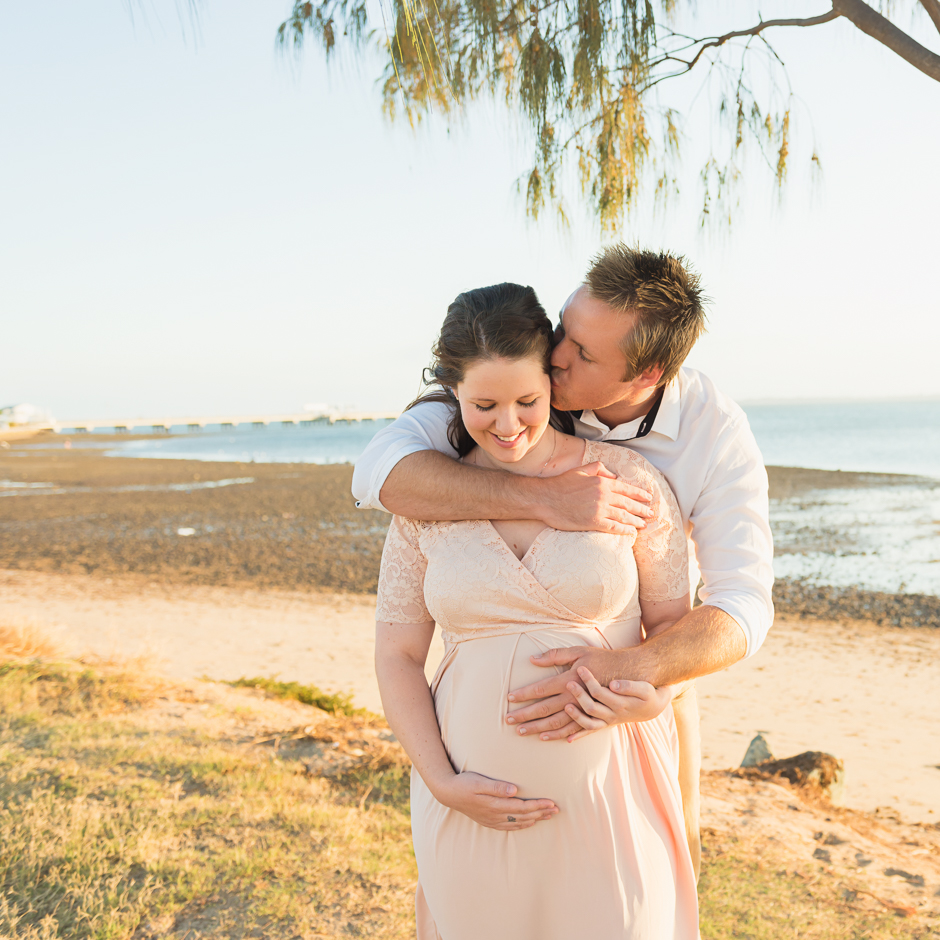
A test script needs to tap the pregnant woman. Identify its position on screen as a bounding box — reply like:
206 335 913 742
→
375 283 698 939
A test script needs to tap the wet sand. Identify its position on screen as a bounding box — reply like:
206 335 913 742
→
0 442 387 593
4 445 938 623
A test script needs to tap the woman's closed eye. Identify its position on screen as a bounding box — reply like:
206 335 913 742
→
473 398 539 412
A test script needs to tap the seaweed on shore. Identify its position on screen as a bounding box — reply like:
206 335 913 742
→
774 578 940 629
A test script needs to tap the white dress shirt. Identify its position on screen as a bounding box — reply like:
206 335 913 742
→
351 367 774 658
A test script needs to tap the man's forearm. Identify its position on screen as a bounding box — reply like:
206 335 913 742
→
379 451 541 521
613 606 746 688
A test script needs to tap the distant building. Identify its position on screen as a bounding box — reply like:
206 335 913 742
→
0 403 54 432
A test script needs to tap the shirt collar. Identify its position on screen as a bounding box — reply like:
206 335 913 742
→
574 378 681 442
654 378 681 440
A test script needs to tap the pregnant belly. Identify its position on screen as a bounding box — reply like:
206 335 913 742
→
430 627 619 806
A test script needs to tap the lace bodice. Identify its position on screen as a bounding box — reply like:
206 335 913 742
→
375 440 689 642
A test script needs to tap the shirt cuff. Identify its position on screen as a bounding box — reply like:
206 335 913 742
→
700 592 774 660
355 439 435 513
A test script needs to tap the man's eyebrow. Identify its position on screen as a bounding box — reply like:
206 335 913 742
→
570 334 595 359
563 316 594 359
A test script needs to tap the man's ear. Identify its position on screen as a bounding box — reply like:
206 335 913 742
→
636 365 664 389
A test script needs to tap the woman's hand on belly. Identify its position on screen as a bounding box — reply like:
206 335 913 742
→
436 772 560 831
563 668 675 742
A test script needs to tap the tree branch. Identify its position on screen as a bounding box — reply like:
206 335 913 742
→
834 0 940 81
918 0 940 37
682 10 841 74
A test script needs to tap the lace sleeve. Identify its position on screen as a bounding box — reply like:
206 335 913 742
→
375 516 433 623
633 464 690 602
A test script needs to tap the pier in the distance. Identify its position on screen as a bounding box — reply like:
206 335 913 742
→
56 411 400 434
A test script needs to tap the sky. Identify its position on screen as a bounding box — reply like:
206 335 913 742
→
2 1 939 419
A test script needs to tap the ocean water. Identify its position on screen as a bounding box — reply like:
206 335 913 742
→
743 400 940 598
103 420 396 465
743 399 940 480
770 482 940 597
51 400 937 479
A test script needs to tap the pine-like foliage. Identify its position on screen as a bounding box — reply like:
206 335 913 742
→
277 0 937 229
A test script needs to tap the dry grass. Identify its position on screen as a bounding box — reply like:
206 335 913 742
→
699 854 936 939
0 619 163 718
0 636 416 940
0 629 933 939
0 619 62 661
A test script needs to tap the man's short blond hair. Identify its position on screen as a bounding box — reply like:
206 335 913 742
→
585 244 706 386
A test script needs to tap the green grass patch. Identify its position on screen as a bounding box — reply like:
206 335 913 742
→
224 676 367 717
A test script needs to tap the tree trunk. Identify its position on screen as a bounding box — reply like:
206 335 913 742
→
834 0 940 82
918 0 940 38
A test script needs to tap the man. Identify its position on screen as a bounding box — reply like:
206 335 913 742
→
352 244 774 877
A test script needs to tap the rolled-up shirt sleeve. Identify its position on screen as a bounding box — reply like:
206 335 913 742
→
691 417 775 658
351 400 458 511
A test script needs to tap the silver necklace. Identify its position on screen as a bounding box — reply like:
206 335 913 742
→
535 429 558 478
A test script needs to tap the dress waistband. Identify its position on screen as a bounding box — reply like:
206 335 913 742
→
443 619 635 645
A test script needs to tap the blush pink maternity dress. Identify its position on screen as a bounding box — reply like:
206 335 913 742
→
375 441 699 939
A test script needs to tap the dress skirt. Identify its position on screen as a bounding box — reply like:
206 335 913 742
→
411 625 699 940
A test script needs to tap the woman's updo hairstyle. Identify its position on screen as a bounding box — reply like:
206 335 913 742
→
407 283 569 457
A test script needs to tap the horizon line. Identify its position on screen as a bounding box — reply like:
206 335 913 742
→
739 395 940 406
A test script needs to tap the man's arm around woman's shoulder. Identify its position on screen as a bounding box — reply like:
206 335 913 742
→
351 400 653 533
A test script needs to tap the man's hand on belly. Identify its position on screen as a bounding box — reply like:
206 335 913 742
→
505 647 618 740
506 647 671 741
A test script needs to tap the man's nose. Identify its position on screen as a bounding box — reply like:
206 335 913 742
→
550 344 567 370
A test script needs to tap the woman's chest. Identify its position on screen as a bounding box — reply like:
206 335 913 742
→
420 522 640 626
489 519 549 560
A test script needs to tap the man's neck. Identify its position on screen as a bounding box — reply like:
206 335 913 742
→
592 387 661 430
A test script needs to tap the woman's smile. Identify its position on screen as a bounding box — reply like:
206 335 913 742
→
490 429 527 448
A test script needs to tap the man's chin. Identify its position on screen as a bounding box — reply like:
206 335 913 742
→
550 391 580 413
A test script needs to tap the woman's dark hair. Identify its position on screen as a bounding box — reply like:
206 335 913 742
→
406 283 571 456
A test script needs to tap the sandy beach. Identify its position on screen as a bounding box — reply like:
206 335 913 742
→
2 568 937 825
2 442 939 825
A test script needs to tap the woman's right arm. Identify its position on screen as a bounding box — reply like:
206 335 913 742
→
375 621 558 831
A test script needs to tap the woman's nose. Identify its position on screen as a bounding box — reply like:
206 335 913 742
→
494 411 521 434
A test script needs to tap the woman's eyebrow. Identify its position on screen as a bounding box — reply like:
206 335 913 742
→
468 391 543 401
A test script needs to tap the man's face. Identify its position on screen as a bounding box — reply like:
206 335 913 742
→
549 286 646 414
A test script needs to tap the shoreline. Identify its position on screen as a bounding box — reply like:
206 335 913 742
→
2 445 938 622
